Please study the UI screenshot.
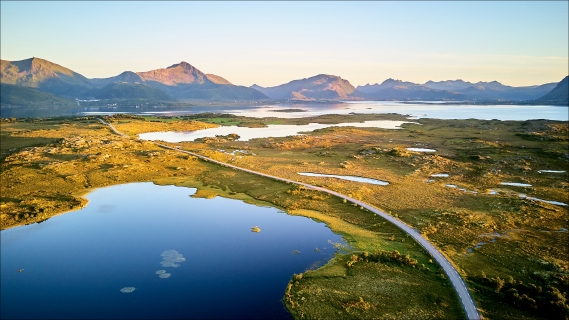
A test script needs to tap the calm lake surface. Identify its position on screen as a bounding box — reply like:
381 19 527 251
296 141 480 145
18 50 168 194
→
139 120 410 142
2 101 566 121
0 183 344 319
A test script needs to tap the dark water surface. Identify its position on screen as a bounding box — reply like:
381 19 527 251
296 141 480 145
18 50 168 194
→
1 183 344 319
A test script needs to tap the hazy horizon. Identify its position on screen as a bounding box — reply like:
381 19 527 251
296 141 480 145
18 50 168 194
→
1 1 567 87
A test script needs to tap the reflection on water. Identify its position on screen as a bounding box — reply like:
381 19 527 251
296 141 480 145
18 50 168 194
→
298 172 389 186
139 120 411 142
1 183 343 319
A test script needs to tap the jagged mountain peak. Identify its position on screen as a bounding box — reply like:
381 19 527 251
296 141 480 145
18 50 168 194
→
137 61 207 85
167 61 199 70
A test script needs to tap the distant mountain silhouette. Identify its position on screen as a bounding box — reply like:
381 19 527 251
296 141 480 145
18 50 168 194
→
357 79 419 93
356 79 465 100
252 74 362 100
536 76 568 105
423 79 473 91
356 78 557 101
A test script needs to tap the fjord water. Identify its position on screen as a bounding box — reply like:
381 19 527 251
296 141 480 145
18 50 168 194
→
0 183 344 319
2 101 566 121
229 101 569 121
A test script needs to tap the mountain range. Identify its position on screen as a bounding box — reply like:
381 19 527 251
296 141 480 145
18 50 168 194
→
0 58 267 104
355 79 558 101
0 57 567 106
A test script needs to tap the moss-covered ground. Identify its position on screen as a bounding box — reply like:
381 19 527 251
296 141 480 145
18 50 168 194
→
1 113 567 319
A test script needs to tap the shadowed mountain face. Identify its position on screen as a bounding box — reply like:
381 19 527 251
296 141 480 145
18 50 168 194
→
0 83 75 107
0 58 268 102
85 83 176 101
251 74 362 100
90 71 143 87
536 76 568 105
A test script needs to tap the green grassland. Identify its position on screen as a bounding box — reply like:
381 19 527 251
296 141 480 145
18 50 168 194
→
1 114 567 319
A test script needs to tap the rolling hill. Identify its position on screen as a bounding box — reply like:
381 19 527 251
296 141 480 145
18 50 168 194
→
0 83 75 107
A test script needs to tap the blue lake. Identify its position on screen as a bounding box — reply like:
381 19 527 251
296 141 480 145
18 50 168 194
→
0 183 344 319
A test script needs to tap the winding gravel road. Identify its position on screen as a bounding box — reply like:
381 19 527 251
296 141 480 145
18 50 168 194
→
99 118 481 320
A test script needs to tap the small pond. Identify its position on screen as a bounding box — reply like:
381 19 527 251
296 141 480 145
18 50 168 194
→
298 172 389 186
501 182 532 187
518 194 568 206
138 120 411 142
407 148 437 153
0 183 344 319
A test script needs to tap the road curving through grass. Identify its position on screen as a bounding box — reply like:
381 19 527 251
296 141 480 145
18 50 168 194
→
99 117 481 320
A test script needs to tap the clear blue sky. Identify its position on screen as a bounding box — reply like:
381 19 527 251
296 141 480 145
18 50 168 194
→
1 1 567 87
